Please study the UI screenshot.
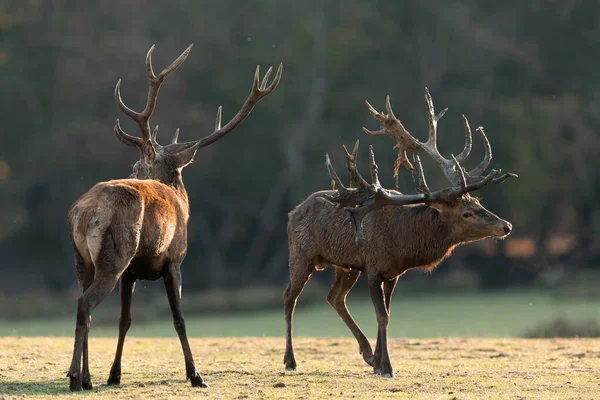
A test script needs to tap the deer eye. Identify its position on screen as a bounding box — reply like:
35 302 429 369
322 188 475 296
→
462 212 473 218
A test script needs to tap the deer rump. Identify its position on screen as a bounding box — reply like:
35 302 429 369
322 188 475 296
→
69 179 188 281
289 189 456 278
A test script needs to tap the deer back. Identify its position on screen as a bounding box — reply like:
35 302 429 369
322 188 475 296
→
289 189 461 277
69 179 189 268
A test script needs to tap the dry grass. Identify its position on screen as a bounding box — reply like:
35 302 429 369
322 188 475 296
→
1 337 599 399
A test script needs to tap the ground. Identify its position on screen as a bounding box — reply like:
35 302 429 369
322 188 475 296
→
0 337 599 399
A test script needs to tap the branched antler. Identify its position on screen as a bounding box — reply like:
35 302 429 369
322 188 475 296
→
113 44 283 159
363 88 495 186
319 143 518 245
114 44 193 161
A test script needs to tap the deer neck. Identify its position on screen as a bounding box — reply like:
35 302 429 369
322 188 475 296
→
154 173 190 207
390 205 457 270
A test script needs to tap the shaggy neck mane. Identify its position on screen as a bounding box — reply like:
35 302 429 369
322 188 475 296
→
388 204 457 272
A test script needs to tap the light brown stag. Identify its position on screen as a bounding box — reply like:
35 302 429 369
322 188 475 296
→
283 89 516 378
67 44 282 391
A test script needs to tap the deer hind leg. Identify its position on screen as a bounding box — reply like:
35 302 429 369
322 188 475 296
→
67 227 138 391
107 270 136 386
163 263 208 388
72 248 95 391
373 276 398 375
283 256 313 371
327 267 374 366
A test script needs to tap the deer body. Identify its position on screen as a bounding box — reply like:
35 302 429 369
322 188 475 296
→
66 44 282 391
69 179 188 281
290 190 461 278
283 89 516 378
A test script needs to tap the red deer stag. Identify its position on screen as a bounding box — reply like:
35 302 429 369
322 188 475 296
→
67 44 282 391
283 89 516 378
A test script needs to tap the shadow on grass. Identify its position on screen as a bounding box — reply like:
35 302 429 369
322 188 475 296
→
0 379 125 396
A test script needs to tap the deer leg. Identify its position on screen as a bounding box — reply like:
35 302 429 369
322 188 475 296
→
107 270 136 385
71 248 95 390
163 265 208 388
283 259 313 371
81 315 92 390
67 275 120 391
327 267 373 366
373 276 398 374
367 274 394 378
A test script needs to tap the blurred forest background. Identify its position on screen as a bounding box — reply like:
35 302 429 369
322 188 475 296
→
1 1 599 337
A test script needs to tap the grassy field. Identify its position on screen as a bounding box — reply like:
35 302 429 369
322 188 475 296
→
2 291 600 338
1 337 599 399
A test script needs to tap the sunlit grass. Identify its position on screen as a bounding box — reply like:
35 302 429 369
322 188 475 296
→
1 337 599 399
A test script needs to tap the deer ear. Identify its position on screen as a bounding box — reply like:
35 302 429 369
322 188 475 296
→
142 141 157 164
175 147 197 168
428 203 446 214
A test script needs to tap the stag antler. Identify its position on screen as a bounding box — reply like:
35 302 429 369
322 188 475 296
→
320 141 425 245
363 88 494 186
320 142 517 244
114 44 193 162
114 44 283 158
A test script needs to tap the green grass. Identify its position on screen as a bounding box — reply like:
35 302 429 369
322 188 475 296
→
2 291 600 338
1 337 599 399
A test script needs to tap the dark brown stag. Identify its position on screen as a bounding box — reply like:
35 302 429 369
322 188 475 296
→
67 44 282 391
283 89 516 378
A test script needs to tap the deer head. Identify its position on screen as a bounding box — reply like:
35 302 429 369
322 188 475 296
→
114 44 282 184
321 87 518 245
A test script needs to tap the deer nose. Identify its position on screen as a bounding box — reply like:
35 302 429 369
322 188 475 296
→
503 222 512 234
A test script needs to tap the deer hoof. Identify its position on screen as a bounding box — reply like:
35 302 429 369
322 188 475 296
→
382 372 396 378
107 374 121 386
285 366 298 372
189 374 209 388
82 379 93 390
362 354 375 367
68 374 83 392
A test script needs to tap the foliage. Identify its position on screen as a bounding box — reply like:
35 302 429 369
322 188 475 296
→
523 316 600 338
1 0 599 291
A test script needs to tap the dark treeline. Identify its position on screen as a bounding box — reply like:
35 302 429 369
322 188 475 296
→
0 0 599 292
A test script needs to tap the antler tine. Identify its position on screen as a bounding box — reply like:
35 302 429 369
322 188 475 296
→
155 44 193 81
413 155 431 196
215 106 222 131
260 66 273 90
368 145 381 188
466 127 492 179
451 154 467 194
385 95 396 120
114 118 143 147
152 125 159 144
179 63 283 151
343 140 370 189
362 100 388 136
171 128 180 144
325 153 348 194
424 87 448 148
455 115 473 162
115 44 193 157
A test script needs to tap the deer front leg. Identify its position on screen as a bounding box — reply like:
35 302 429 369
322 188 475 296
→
327 267 373 366
163 266 208 388
373 276 398 374
108 271 136 385
367 274 394 378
